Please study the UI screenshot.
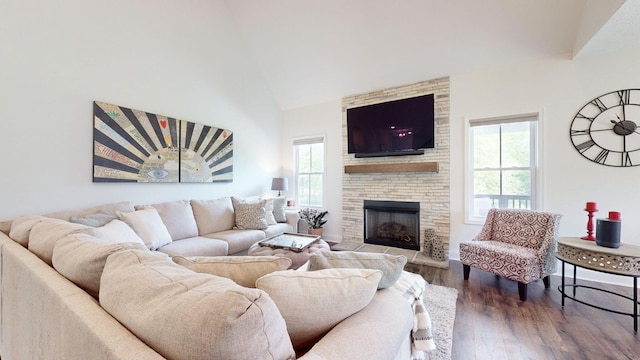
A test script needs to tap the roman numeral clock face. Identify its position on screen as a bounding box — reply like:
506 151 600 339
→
570 89 640 167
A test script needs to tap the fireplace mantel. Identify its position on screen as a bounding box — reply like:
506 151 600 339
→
344 162 438 174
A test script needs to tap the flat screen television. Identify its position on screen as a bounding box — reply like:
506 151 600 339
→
346 94 435 158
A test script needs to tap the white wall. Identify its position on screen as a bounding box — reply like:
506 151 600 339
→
0 0 282 219
283 49 640 285
280 100 343 242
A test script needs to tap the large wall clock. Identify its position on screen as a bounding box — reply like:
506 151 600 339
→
570 89 640 167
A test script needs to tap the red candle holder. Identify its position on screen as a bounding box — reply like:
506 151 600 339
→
581 202 597 241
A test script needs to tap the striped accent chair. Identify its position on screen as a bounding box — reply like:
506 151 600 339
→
459 208 562 301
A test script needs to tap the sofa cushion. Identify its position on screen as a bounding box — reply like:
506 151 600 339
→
87 219 146 245
27 218 91 265
255 268 382 351
69 212 117 227
202 229 266 255
272 197 287 223
100 249 296 360
135 200 199 241
173 256 292 288
52 232 147 298
156 236 229 257
117 208 172 250
190 197 235 234
231 197 268 230
8 215 50 247
308 251 407 289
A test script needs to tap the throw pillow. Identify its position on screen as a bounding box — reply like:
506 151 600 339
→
308 251 407 289
100 249 296 360
52 232 147 298
117 208 172 250
172 255 292 288
255 268 382 351
272 197 287 223
262 198 278 225
88 219 146 246
230 197 268 230
69 212 117 227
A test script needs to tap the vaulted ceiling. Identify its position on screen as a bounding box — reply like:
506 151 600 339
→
226 0 637 110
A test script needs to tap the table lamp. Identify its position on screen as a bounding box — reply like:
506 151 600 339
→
271 177 288 196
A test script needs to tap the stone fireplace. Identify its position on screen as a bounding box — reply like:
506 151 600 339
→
364 200 420 250
341 77 450 256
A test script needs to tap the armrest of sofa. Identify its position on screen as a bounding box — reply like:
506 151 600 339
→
298 289 413 360
285 209 299 231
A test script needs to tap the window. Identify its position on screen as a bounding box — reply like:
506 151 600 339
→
466 114 539 223
293 136 325 207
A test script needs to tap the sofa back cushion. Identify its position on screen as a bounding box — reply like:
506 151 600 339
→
8 215 51 247
255 268 382 351
190 197 235 234
100 250 296 360
52 232 147 298
27 218 91 265
172 255 292 288
135 200 199 241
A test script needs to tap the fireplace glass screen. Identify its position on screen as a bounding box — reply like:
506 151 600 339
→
363 200 420 250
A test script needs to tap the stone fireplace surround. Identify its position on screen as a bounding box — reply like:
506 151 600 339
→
340 77 450 265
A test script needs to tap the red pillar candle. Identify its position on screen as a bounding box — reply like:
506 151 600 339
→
586 202 597 211
609 211 621 221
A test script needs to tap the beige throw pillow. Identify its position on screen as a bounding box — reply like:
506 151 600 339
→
308 251 407 289
117 208 172 250
255 268 382 351
172 256 292 288
100 249 296 360
230 197 268 230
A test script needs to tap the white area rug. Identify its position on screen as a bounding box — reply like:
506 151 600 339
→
423 283 457 360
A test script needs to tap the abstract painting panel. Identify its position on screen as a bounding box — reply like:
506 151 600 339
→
93 101 233 183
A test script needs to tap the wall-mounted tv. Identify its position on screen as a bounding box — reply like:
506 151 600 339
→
346 94 435 158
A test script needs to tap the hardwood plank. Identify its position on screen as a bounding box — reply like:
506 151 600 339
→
343 161 438 174
404 260 640 360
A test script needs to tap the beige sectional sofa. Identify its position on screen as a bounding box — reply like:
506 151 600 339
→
0 197 417 360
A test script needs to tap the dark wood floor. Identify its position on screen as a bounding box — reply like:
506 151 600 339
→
404 260 640 360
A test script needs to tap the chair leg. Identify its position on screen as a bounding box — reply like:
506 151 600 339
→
543 275 551 289
463 264 470 280
518 282 527 301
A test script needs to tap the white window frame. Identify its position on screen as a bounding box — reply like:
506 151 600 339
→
464 112 542 225
293 135 326 208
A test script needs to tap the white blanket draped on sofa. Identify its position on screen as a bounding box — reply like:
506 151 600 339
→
390 271 437 360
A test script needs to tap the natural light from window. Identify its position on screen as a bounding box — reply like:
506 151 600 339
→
467 115 538 223
294 136 325 207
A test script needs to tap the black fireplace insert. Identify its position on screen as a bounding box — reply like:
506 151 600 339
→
363 200 420 250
